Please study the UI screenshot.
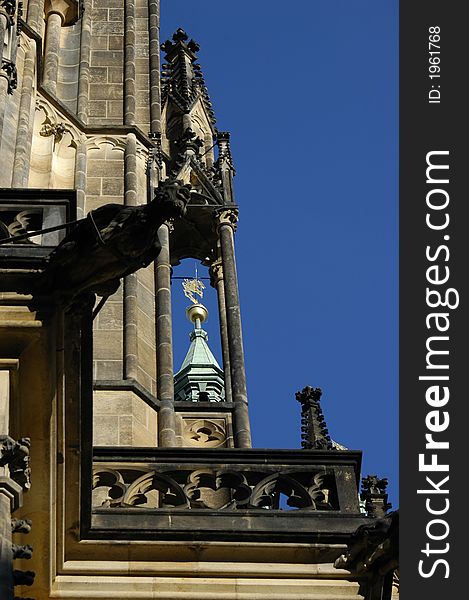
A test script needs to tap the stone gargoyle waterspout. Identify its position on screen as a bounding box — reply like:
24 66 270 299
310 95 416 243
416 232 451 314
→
36 179 191 309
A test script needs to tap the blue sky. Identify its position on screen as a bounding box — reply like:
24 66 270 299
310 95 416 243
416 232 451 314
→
162 1 399 508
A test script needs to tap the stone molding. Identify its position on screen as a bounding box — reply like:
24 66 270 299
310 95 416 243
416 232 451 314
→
44 0 79 26
0 475 22 512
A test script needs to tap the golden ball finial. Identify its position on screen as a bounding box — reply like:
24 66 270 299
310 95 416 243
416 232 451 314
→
186 303 208 325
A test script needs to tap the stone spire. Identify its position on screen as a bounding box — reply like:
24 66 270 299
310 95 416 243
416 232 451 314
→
174 302 225 403
296 386 348 451
161 28 216 125
160 28 225 189
296 386 333 450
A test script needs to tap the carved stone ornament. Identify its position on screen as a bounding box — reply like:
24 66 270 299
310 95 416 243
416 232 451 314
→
296 386 333 450
36 180 191 308
160 28 214 121
92 465 336 511
147 132 163 170
0 208 43 244
360 475 392 518
0 0 17 23
216 132 235 171
0 435 31 490
12 543 33 559
183 419 226 448
334 510 399 579
12 569 35 586
215 208 238 231
209 259 223 286
39 121 66 142
175 128 204 155
361 475 388 495
1 59 18 93
11 518 32 533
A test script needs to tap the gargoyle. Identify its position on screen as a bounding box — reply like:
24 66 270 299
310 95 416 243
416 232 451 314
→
36 180 191 308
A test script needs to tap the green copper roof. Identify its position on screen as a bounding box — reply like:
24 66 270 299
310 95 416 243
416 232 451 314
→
174 326 225 402
179 328 221 370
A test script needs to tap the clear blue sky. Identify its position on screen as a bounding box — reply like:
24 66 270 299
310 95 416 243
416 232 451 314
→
162 1 399 509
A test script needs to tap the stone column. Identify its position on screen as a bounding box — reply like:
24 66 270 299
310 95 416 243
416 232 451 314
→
27 0 46 34
74 140 87 219
0 10 6 47
209 259 232 403
124 0 136 125
77 0 92 123
148 0 161 135
155 222 177 447
43 1 79 94
42 8 62 95
216 132 235 203
0 73 8 146
123 134 138 379
0 10 11 143
11 43 36 187
216 209 251 447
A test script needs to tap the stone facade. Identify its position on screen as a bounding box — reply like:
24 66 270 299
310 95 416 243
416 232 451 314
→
0 2 396 599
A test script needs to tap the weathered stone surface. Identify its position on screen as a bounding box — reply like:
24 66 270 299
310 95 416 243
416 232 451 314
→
89 66 107 83
93 415 119 445
96 301 123 330
94 359 122 381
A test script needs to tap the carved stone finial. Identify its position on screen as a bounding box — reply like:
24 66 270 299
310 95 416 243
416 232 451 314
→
148 132 163 169
172 28 188 42
161 28 200 56
361 475 392 518
160 29 216 127
216 132 235 171
296 386 333 450
215 208 239 232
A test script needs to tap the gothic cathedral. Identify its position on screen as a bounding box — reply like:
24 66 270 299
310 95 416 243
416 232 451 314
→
0 2 397 599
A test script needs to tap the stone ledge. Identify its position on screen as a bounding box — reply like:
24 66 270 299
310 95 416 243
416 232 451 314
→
49 573 364 599
0 475 23 511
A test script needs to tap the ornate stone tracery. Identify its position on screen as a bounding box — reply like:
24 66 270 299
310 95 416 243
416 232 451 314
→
92 465 337 511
